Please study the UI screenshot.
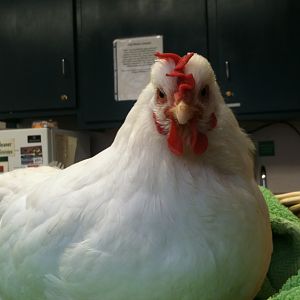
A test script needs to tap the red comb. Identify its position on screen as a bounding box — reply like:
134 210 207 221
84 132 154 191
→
174 52 194 72
155 52 181 64
155 52 195 101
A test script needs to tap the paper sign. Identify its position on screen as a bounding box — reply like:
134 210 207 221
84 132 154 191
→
0 139 15 157
113 35 163 101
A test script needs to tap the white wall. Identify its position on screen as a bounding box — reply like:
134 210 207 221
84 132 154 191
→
243 121 300 194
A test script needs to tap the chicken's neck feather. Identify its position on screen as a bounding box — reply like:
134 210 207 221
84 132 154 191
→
111 83 255 182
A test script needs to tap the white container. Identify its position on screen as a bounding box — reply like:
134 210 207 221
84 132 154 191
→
0 128 90 172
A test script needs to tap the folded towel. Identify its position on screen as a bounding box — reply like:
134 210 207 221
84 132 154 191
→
256 187 300 299
269 269 300 299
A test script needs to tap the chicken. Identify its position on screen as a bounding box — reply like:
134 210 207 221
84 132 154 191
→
0 52 272 300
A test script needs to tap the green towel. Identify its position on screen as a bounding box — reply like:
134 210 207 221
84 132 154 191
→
255 187 300 300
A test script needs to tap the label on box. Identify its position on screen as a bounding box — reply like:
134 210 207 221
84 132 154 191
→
0 139 15 157
0 156 8 173
27 135 42 143
20 146 43 166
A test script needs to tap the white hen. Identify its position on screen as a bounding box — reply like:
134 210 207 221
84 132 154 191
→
0 52 272 300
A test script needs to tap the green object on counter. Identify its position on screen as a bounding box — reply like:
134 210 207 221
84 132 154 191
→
258 141 275 156
256 187 300 300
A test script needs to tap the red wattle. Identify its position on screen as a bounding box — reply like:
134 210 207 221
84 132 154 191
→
167 118 183 156
192 132 208 155
190 119 208 155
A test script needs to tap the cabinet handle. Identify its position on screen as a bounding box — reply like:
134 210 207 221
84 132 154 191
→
60 94 68 101
61 58 66 76
225 61 230 80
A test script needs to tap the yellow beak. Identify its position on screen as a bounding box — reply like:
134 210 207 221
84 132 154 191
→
173 101 195 125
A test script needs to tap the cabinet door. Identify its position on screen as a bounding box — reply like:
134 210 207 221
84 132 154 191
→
77 0 207 127
208 0 300 116
0 0 76 113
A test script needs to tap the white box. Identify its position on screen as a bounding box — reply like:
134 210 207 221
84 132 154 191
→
0 128 90 172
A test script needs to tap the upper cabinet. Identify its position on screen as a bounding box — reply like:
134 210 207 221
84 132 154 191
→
1 0 299 126
0 0 76 116
207 0 300 117
76 0 208 127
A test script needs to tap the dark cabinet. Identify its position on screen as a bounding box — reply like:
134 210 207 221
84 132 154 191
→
0 0 76 116
77 0 208 127
1 0 299 126
208 0 300 117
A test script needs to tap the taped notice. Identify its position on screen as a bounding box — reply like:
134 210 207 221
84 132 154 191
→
0 139 15 157
113 35 163 101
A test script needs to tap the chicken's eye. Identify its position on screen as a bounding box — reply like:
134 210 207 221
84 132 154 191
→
199 85 210 104
156 88 167 104
200 86 209 97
